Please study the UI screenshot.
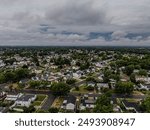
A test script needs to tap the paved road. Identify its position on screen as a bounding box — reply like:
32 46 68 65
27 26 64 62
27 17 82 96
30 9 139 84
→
41 95 56 110
112 94 146 100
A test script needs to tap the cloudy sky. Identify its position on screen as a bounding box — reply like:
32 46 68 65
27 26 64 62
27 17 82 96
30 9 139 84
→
0 0 150 46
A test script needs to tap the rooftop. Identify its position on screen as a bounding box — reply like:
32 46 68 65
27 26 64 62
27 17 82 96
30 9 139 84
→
64 94 76 104
17 94 35 102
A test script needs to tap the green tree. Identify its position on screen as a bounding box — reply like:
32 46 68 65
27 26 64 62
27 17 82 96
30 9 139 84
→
110 74 120 81
0 74 6 84
86 76 96 82
50 82 70 96
15 68 29 80
93 94 113 113
32 56 39 66
66 78 76 85
125 65 134 75
29 81 41 88
4 71 16 82
138 69 147 76
23 105 35 113
80 62 90 70
54 56 71 66
115 81 134 95
140 96 150 112
130 73 136 83
103 69 112 82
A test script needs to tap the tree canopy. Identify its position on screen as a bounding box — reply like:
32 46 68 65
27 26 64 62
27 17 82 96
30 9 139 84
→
0 68 30 83
50 82 70 96
140 96 150 112
93 94 113 113
115 81 134 95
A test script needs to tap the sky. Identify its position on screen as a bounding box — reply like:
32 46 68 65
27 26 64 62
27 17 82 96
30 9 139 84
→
0 0 150 46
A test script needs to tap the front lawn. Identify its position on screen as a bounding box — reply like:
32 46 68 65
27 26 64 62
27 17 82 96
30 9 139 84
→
32 94 47 107
33 101 41 106
36 94 46 101
72 85 95 93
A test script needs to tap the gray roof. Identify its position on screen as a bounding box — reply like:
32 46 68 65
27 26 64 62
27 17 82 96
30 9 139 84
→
17 94 35 102
19 79 29 83
64 94 76 104
85 100 96 104
84 93 100 98
66 103 75 110
97 83 108 87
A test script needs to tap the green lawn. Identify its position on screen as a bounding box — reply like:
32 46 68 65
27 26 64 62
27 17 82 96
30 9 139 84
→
33 101 42 106
72 85 95 93
36 94 46 101
32 94 47 107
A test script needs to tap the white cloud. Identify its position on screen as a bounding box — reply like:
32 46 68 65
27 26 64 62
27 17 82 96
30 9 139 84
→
0 0 150 46
111 31 127 40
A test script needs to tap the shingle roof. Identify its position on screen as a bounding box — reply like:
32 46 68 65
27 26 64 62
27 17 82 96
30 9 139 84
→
64 94 76 104
17 94 35 102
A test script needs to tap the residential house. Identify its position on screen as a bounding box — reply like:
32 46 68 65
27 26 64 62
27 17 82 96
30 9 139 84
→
87 81 96 87
97 83 109 91
80 93 100 110
5 93 22 101
15 94 37 107
109 79 116 88
113 105 122 113
133 69 139 73
97 75 103 82
61 95 76 112
19 79 29 87
73 70 83 79
136 77 150 84
0 60 5 67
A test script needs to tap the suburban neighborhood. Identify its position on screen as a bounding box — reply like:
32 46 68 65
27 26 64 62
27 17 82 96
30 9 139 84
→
0 47 150 113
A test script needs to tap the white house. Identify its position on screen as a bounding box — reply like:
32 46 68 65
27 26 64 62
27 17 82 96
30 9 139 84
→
98 75 103 81
97 83 109 90
15 94 37 107
61 95 76 112
87 82 96 87
66 103 75 111
73 72 81 79
136 77 150 84
80 93 99 110
5 93 23 101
